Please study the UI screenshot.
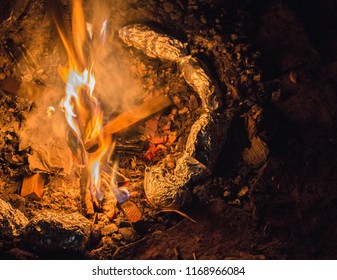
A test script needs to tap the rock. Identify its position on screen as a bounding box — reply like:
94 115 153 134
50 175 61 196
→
90 243 117 260
178 107 189 115
0 198 28 239
24 211 91 251
172 96 183 108
2 194 26 214
188 95 199 110
101 236 113 246
272 89 281 103
101 224 119 236
0 72 6 81
163 2 174 13
7 248 38 260
242 136 269 168
118 227 139 242
112 233 123 241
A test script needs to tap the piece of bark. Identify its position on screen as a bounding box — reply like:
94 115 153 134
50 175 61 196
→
21 174 45 200
119 201 142 223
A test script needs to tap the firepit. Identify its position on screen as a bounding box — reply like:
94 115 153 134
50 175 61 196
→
0 0 287 260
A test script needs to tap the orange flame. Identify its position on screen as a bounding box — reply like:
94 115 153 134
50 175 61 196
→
55 0 113 204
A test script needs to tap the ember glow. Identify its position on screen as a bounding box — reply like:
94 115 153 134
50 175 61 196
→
54 0 127 205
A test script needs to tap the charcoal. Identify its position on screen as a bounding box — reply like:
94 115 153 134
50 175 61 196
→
24 211 91 252
119 24 229 209
0 198 28 239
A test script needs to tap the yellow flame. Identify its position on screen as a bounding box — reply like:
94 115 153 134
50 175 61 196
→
60 69 96 138
46 106 55 118
56 0 112 204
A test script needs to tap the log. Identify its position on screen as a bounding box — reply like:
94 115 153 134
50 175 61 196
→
21 174 45 200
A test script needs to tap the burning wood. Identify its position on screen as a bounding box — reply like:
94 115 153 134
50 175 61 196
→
20 173 45 200
49 0 130 209
85 94 172 152
104 95 171 136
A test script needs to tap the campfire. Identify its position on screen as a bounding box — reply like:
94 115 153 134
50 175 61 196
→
0 0 273 259
51 0 176 216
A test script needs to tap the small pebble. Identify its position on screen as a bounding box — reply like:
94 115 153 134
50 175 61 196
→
163 2 174 13
118 227 139 242
101 224 118 236
0 72 6 81
188 95 199 110
178 107 189 115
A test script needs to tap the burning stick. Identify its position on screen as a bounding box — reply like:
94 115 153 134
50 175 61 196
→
104 95 171 136
84 94 172 151
48 1 171 215
80 166 94 215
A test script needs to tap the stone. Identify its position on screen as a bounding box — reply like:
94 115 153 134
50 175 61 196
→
118 227 139 242
24 211 91 251
178 107 189 115
0 198 28 239
0 72 6 81
163 2 174 13
188 95 199 110
242 136 269 168
7 248 38 260
101 224 119 236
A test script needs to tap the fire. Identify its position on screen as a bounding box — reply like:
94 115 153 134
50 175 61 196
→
54 0 124 206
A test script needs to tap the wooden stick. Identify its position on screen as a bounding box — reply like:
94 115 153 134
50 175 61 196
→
85 95 172 151
21 174 45 200
104 95 171 135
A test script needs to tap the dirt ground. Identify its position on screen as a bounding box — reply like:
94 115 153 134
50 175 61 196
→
0 0 337 260
112 0 337 260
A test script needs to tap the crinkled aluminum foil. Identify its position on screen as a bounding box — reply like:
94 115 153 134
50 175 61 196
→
119 24 229 209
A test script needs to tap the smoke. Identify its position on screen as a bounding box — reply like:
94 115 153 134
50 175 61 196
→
19 0 143 166
83 0 143 116
20 0 142 177
18 86 74 175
